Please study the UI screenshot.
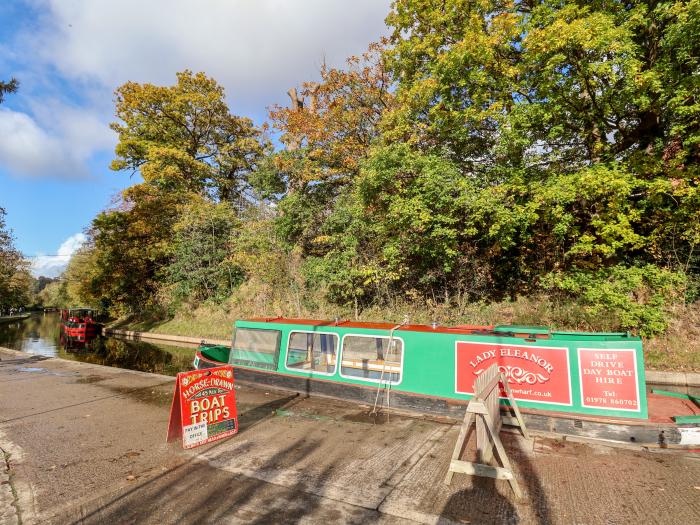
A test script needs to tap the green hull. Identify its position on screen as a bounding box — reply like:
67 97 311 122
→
199 344 231 364
198 319 648 420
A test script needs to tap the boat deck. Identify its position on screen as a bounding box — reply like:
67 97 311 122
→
519 391 700 426
646 391 700 423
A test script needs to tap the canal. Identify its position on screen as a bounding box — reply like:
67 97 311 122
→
0 313 196 376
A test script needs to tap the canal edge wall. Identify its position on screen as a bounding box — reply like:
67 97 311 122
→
102 327 230 347
0 315 30 325
101 328 699 390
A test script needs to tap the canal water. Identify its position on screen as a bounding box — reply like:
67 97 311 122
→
0 313 196 377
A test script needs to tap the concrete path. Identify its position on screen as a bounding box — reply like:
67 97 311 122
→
1 347 699 524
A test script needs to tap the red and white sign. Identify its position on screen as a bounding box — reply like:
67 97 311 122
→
578 348 639 412
455 341 572 406
167 366 238 448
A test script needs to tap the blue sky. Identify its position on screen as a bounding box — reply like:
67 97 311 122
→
0 0 390 276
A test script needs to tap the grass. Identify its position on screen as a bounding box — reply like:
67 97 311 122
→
110 308 234 340
109 284 700 372
643 303 700 372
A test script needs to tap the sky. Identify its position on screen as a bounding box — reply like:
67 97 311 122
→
0 0 391 277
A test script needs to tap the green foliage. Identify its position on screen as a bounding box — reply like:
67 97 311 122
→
354 144 471 288
166 198 243 304
385 0 700 169
37 279 70 309
0 207 33 310
543 265 686 336
82 185 192 315
62 247 101 308
53 1 700 345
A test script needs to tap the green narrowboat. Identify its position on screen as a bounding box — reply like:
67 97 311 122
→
193 317 696 444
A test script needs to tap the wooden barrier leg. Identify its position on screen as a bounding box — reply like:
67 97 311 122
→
476 414 494 464
444 411 475 485
500 375 530 440
483 410 523 500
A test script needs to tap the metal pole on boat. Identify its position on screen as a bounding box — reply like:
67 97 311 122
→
371 315 409 416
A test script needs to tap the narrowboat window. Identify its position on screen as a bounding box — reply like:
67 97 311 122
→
340 335 403 383
230 328 281 370
286 332 338 375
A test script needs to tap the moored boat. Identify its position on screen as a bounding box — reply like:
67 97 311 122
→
60 308 101 348
194 317 700 445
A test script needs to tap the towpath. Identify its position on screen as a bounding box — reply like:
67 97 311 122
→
0 346 699 524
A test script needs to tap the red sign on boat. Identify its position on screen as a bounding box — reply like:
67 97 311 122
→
455 341 572 406
578 348 640 412
167 365 238 448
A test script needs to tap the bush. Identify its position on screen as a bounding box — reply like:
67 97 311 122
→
542 265 686 336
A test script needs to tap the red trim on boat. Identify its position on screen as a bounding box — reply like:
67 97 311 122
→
243 317 497 335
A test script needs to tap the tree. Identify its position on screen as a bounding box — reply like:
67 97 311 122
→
84 185 193 314
37 279 70 309
373 0 700 295
0 78 18 104
304 144 480 305
268 43 393 192
166 198 243 304
110 70 269 204
0 207 32 310
63 246 102 308
265 44 395 253
384 0 700 172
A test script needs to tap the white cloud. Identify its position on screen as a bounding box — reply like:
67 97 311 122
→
30 232 87 277
33 0 391 113
1 0 391 179
0 108 77 177
0 104 114 178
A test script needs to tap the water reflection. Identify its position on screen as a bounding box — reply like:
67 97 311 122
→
0 313 196 377
0 312 61 356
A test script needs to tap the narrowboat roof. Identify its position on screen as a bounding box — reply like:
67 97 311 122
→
244 317 490 334
241 317 637 340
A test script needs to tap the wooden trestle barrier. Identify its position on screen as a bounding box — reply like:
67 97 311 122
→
444 363 530 499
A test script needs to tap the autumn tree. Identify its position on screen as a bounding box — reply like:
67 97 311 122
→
384 0 700 171
111 71 269 205
269 43 393 191
374 1 699 295
37 280 70 309
294 0 699 332
263 44 394 252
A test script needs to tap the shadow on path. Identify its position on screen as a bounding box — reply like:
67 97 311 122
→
440 429 553 525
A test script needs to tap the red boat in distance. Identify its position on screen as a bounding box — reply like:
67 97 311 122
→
60 308 101 348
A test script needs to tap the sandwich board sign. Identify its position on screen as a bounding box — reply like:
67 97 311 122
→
167 365 238 449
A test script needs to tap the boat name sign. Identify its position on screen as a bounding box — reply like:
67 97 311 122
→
456 341 642 413
456 341 573 406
